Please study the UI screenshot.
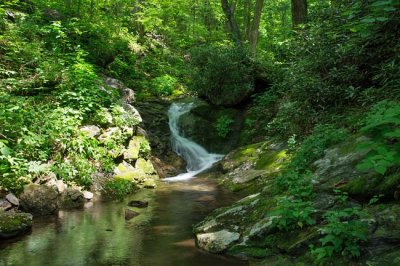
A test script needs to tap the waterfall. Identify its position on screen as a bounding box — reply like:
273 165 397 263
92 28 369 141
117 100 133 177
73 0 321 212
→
164 102 224 181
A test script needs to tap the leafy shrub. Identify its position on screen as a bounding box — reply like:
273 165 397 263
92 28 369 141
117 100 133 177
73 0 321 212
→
190 45 254 106
276 170 314 199
103 179 136 200
288 125 349 171
215 115 234 138
150 74 177 96
270 197 316 231
357 101 400 175
311 207 368 261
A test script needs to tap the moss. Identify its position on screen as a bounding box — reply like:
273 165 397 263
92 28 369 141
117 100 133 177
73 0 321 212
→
342 173 400 198
255 150 287 171
0 212 33 239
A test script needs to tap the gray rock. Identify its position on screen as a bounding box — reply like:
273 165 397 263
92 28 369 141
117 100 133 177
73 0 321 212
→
80 125 101 137
6 193 19 206
0 200 12 212
0 212 33 240
56 180 66 194
196 230 241 253
82 191 94 201
125 209 140 220
59 189 84 209
20 184 59 216
123 104 143 123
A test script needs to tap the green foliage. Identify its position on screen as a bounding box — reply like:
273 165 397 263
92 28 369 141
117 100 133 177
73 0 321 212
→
357 101 400 175
311 207 368 261
103 179 136 200
276 170 314 199
270 197 316 231
288 125 349 171
190 45 254 106
150 75 177 96
215 115 234 138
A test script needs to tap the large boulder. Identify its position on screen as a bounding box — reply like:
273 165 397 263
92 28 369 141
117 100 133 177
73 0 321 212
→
0 212 33 240
124 136 147 161
196 230 241 253
20 184 59 216
114 161 146 183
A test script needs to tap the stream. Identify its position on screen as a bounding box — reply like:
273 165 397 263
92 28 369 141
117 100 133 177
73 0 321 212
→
0 103 247 266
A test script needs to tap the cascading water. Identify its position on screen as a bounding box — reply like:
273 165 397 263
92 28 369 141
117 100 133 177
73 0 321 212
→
164 102 224 181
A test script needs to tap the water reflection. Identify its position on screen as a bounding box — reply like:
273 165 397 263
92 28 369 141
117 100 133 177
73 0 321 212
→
0 179 247 266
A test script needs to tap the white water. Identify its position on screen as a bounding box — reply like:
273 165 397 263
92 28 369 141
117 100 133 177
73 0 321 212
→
164 102 224 182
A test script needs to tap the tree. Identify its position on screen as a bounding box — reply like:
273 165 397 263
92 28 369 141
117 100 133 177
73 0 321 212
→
291 0 307 28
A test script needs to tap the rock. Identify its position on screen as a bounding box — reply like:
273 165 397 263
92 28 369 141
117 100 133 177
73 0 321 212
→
196 230 241 253
135 100 186 178
123 103 143 124
5 193 19 206
114 161 147 182
143 179 157 189
247 216 276 241
82 191 94 201
0 200 12 212
0 212 33 240
80 125 101 138
20 184 59 216
124 136 146 161
125 209 140 220
98 127 122 143
135 158 156 175
136 127 148 137
104 77 135 104
128 200 148 208
59 189 84 209
56 180 66 194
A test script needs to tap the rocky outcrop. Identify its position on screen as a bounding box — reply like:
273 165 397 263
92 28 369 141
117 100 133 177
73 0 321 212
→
135 99 186 178
0 212 33 240
194 136 400 264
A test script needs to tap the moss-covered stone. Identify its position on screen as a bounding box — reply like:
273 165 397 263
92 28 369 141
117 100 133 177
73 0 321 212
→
59 188 84 209
124 136 149 161
135 158 156 175
114 161 147 182
20 184 59 216
0 212 33 240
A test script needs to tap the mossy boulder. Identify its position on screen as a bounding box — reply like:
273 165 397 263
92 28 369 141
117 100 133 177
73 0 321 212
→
59 188 84 209
124 136 148 161
196 230 241 253
219 141 286 193
114 161 147 182
135 158 156 175
0 212 33 240
20 184 59 216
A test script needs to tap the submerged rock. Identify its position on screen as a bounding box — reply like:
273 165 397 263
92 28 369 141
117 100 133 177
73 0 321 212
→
196 230 240 253
20 184 59 216
125 209 140 221
128 200 148 208
0 212 33 240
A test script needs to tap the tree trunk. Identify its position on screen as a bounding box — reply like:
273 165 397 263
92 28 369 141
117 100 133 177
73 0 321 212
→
248 0 264 55
221 0 241 45
291 0 307 28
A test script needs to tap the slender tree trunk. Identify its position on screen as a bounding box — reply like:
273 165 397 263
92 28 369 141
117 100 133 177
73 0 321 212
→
221 0 241 45
291 0 307 28
248 0 264 55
